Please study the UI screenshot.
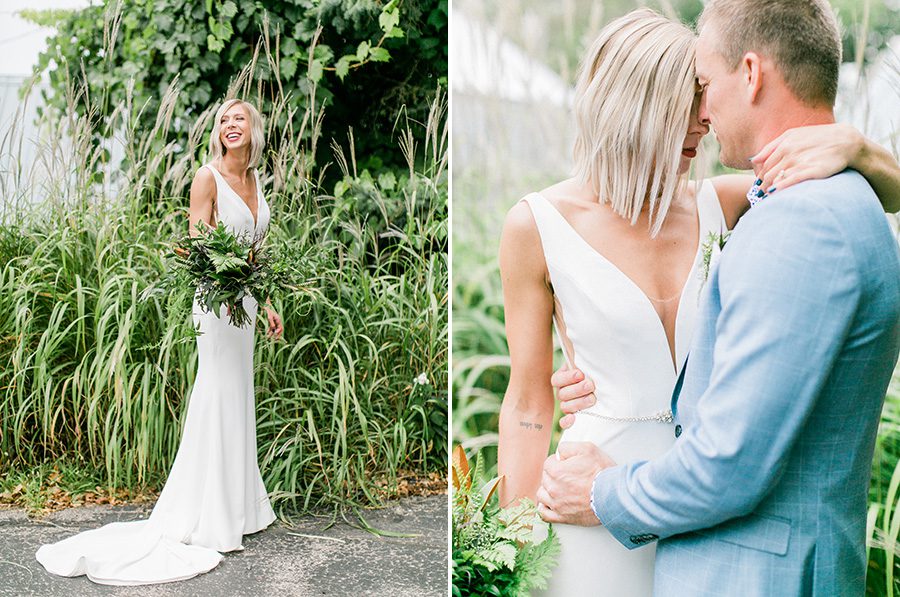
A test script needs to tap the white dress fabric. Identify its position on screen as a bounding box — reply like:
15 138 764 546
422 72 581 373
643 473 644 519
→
36 163 276 585
524 181 727 597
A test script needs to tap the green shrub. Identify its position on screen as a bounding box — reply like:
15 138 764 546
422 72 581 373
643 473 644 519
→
0 7 447 515
23 0 448 188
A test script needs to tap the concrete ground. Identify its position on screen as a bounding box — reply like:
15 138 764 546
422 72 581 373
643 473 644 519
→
0 495 448 596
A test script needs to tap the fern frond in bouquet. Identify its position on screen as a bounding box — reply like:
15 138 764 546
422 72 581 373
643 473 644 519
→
153 221 316 328
452 445 560 596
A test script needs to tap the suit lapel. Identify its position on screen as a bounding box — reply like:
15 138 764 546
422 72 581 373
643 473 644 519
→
671 353 689 417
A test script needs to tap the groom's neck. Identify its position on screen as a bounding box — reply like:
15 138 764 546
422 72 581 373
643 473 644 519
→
752 100 835 155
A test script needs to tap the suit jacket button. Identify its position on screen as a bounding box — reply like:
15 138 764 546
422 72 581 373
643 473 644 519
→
674 424 682 438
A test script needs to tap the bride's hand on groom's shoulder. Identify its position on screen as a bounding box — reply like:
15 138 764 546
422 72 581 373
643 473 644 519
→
551 364 597 429
750 122 863 194
536 442 615 527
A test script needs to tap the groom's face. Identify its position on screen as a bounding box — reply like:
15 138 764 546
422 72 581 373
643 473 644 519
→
695 23 754 169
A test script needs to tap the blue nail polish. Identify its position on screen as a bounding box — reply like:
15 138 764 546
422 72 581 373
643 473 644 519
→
756 189 765 198
767 186 776 193
754 178 762 186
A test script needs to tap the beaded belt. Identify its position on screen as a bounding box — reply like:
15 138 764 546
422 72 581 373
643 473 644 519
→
577 409 674 424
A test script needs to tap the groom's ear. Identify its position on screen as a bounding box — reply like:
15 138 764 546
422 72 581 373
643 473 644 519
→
740 52 764 104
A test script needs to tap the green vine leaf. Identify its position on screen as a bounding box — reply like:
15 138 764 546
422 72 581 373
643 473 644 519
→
207 33 224 53
312 43 333 63
335 56 353 81
308 59 324 83
378 3 400 33
369 47 391 62
356 41 370 61
283 37 300 57
220 0 237 19
280 57 298 80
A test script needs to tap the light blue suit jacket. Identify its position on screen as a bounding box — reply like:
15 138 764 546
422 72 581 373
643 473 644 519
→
592 171 900 596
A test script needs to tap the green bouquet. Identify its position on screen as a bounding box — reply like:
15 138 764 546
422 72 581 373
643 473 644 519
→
452 445 561 597
162 222 308 328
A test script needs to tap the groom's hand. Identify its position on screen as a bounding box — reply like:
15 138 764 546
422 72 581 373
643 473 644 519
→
537 442 615 527
551 364 597 429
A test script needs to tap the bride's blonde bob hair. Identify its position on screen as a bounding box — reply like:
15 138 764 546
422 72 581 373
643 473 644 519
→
573 9 697 237
208 99 265 169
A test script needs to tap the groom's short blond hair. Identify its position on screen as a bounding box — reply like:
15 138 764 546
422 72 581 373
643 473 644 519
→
699 0 842 107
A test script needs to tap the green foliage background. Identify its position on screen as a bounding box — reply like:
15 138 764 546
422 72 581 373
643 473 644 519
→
1 0 448 516
24 0 448 182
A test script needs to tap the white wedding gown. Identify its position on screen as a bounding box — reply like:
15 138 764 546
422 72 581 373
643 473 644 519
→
524 181 727 597
36 163 277 585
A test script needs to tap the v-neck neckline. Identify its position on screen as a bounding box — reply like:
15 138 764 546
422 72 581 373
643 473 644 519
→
534 192 702 374
208 163 260 230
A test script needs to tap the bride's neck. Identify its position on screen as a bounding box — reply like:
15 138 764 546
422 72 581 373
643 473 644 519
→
218 152 252 179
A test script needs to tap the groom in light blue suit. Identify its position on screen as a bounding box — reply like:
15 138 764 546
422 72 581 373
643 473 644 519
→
537 0 900 595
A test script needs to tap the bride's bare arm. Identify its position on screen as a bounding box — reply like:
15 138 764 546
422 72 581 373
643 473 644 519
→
712 124 900 228
188 167 217 237
497 201 556 508
753 124 900 213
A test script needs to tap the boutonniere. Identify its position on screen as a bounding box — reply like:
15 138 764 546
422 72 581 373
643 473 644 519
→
700 230 731 283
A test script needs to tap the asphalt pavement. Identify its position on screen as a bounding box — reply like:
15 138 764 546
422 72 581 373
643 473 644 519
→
0 495 448 596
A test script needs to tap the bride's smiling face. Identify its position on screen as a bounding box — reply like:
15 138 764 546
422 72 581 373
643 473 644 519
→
678 86 710 175
219 104 251 152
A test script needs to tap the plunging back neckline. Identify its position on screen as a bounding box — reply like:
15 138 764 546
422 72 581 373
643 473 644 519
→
208 163 260 229
533 192 702 373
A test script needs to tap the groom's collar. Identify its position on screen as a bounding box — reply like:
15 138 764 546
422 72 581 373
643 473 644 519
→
747 178 773 207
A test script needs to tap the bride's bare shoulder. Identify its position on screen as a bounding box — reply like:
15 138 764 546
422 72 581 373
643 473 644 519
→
189 166 216 206
191 165 215 188
537 178 595 214
504 178 579 233
500 202 549 281
502 197 539 241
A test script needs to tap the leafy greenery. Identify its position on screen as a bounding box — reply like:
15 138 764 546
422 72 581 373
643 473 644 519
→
699 230 731 283
22 0 448 185
867 369 900 597
156 221 321 328
452 446 560 596
1 2 447 516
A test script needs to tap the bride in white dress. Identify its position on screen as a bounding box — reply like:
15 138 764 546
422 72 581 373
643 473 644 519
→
36 99 282 585
496 9 900 596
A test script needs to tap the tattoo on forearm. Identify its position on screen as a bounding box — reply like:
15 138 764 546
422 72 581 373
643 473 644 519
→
519 421 544 431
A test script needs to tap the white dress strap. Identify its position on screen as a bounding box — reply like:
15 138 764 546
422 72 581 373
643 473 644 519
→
203 163 225 186
520 192 582 271
696 179 729 237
